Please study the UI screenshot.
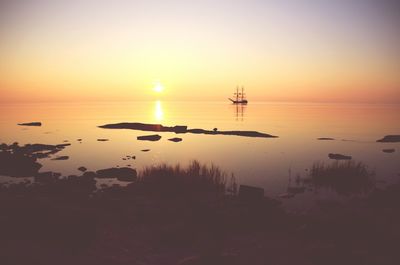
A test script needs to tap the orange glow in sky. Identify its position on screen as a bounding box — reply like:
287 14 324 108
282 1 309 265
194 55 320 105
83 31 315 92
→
0 0 399 103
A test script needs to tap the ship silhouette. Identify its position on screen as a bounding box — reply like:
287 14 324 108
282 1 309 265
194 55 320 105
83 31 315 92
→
229 86 248 104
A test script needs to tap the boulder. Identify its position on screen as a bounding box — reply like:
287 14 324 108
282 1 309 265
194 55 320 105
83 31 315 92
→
137 134 161 141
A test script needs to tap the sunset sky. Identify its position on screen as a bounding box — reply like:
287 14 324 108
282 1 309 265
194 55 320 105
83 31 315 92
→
0 0 399 103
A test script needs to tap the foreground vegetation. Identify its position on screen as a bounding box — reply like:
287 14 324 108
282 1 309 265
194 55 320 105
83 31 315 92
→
304 160 375 195
0 158 399 264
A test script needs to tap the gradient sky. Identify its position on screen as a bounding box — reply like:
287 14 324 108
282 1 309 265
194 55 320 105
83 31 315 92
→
0 0 399 103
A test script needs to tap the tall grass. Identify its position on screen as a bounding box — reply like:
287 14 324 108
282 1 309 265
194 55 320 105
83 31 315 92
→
139 160 235 196
305 160 375 195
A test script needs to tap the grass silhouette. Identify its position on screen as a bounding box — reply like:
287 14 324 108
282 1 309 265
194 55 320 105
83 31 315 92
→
305 160 375 195
138 160 230 197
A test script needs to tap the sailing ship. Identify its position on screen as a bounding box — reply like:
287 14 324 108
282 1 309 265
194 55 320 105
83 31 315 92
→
229 86 248 104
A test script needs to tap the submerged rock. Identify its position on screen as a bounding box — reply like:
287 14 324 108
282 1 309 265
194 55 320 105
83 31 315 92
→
377 135 400 143
168 137 182 142
137 134 161 141
328 153 352 160
18 122 42 126
382 149 395 153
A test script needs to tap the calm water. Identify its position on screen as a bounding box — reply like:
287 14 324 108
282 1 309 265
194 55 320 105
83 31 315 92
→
1 101 399 208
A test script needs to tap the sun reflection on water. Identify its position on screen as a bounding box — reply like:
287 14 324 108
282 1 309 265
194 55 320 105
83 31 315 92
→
154 100 164 122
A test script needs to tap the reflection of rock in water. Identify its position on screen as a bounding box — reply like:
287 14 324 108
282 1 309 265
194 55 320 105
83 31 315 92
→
303 160 375 195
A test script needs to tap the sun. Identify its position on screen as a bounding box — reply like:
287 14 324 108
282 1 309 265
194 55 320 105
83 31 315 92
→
153 82 164 93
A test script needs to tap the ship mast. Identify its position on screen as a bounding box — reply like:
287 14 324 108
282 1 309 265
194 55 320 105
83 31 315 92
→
235 86 239 102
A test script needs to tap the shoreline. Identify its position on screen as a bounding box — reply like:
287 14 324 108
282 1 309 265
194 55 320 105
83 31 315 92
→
1 154 399 264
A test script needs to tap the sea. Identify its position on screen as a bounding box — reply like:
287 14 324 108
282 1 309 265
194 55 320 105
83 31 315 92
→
1 101 399 210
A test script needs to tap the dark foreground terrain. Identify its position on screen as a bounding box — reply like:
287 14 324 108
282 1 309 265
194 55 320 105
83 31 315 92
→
0 143 400 265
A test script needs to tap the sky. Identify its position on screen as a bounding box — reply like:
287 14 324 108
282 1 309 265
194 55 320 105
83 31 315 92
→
0 0 399 103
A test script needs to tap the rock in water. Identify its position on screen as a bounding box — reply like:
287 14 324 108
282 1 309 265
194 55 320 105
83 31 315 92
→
0 151 42 177
137 134 161 141
377 135 400 143
168 137 182 142
18 122 42 126
382 149 395 153
99 122 277 138
78 166 87 172
51 156 69 161
328 153 352 160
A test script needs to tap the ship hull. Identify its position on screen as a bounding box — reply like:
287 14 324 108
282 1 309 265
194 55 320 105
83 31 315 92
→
229 98 248 104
